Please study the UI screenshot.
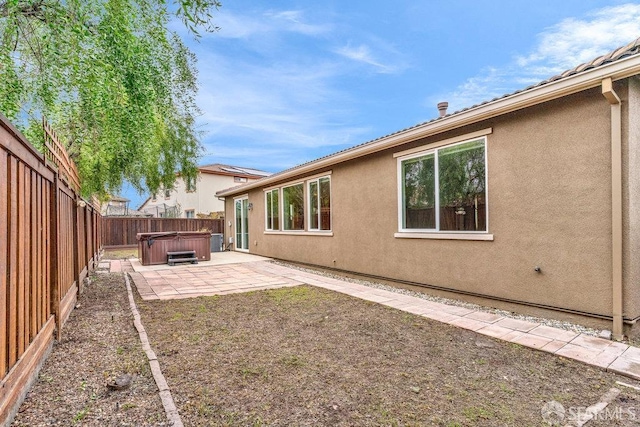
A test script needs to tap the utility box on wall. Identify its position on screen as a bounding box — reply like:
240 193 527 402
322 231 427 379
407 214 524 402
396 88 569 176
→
211 233 223 252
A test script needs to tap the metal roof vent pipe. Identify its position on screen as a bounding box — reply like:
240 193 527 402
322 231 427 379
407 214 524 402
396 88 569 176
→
437 101 449 117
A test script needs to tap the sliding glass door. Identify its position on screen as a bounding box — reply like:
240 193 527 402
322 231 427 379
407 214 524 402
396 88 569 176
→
234 197 249 251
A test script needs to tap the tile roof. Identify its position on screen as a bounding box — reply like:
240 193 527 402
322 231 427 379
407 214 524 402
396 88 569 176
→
198 163 271 177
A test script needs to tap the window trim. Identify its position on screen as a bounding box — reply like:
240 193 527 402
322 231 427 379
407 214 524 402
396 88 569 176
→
394 232 493 241
185 209 195 219
396 136 489 235
233 195 250 252
265 231 334 237
393 127 492 158
307 175 332 232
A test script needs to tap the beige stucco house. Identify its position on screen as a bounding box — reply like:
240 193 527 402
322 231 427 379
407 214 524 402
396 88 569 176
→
140 164 270 218
217 39 640 338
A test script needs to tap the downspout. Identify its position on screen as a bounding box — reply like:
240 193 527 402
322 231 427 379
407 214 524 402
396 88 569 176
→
602 77 624 340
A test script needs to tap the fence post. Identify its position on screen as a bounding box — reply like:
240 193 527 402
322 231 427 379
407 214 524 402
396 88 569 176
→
86 207 93 271
72 195 80 295
50 175 60 341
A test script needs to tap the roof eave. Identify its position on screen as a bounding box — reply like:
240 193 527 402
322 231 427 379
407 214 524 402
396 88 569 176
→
217 54 640 198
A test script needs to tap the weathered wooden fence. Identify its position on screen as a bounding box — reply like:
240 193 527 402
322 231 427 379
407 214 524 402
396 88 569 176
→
103 217 223 247
0 115 102 425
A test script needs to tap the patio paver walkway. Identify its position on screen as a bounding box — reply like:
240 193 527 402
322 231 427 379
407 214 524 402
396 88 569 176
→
117 256 640 382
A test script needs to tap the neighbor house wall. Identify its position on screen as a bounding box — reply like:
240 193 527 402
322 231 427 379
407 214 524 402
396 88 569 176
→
225 84 636 319
143 173 261 218
174 173 234 215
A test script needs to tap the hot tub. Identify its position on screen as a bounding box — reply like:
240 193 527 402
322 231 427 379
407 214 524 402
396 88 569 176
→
136 231 212 265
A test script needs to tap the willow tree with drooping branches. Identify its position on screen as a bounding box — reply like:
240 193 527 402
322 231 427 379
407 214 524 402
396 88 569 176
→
0 0 220 197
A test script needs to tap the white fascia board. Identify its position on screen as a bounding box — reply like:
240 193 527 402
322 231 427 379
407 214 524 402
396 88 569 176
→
217 55 640 198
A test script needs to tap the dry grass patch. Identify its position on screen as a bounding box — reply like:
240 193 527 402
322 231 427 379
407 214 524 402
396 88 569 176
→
138 285 640 426
103 248 138 260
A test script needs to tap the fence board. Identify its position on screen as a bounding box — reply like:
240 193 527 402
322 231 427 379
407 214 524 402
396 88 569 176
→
21 165 31 353
0 150 7 377
18 162 26 356
34 175 41 337
8 156 18 368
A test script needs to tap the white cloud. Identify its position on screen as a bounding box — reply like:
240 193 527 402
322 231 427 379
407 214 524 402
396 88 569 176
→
517 3 640 72
433 3 640 112
212 9 331 39
334 43 399 74
212 11 270 39
265 10 333 36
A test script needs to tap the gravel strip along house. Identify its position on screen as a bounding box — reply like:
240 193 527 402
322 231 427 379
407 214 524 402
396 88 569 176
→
217 37 640 340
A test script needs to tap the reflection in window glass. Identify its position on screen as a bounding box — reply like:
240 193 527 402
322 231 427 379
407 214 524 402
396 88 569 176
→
319 177 331 230
265 189 279 230
309 176 331 231
283 184 304 230
402 154 435 229
438 140 486 231
309 181 319 229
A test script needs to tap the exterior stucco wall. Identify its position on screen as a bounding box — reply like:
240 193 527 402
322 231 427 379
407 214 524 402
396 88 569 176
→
225 84 638 319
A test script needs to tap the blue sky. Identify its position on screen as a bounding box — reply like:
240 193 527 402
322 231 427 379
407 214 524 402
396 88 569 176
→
126 1 640 207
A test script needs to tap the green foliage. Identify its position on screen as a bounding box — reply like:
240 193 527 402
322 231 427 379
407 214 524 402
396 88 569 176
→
438 140 485 207
0 0 220 197
403 140 485 210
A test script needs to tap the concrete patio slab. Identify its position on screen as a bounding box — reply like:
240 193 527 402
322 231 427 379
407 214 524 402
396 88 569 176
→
126 251 272 273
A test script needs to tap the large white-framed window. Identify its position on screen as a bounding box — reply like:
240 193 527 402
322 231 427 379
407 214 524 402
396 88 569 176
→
282 183 305 231
264 172 333 235
397 137 488 236
265 188 280 231
308 176 331 231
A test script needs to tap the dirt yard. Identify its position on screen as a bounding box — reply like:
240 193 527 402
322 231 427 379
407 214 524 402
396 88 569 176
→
138 285 640 426
11 271 165 426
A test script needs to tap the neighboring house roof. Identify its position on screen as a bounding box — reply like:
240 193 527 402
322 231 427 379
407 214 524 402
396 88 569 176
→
103 203 152 217
217 37 640 197
137 197 151 211
198 163 271 179
108 195 130 202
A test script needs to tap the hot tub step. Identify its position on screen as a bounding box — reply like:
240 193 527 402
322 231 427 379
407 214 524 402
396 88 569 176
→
167 250 198 266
